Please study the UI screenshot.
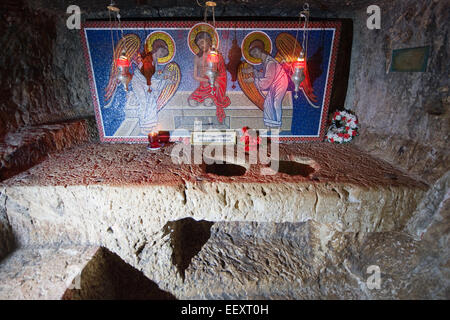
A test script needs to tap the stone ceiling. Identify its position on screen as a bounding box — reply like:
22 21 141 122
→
25 0 380 16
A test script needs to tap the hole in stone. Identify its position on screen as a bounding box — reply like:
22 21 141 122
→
204 163 247 177
62 247 176 300
385 173 398 180
271 161 315 177
163 218 214 281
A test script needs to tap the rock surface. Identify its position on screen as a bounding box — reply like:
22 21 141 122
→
0 142 441 299
172 173 448 299
0 119 91 182
1 143 426 253
179 221 449 299
0 1 93 141
0 245 98 299
346 0 449 184
62 247 176 300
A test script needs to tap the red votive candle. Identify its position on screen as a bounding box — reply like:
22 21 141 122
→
148 131 160 149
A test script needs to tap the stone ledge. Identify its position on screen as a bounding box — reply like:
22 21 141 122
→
0 245 99 300
354 129 449 184
0 142 428 272
0 245 176 300
0 142 430 299
0 119 90 182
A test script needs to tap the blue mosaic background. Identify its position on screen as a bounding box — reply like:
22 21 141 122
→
84 27 335 137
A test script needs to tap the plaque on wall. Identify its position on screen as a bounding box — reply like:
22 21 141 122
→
81 20 341 142
391 46 430 72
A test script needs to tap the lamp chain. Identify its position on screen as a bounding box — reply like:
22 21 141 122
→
292 3 310 64
108 9 115 60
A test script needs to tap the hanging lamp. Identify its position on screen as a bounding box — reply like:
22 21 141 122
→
206 46 219 93
108 2 131 91
291 3 310 99
199 1 220 93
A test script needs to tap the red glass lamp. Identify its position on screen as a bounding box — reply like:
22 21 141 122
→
205 48 219 92
116 51 132 91
291 51 306 99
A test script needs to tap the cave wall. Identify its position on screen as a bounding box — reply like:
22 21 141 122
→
0 0 93 141
345 0 449 184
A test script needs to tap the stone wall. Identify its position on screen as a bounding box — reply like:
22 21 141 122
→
0 0 93 141
345 0 449 183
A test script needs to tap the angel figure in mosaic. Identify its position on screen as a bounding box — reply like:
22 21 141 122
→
238 32 318 129
104 32 180 135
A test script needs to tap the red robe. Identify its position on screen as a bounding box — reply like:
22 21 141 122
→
189 53 231 123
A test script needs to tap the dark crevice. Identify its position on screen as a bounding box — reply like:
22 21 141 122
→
182 187 187 205
0 192 17 262
135 241 147 258
163 218 214 281
272 161 316 177
204 163 247 177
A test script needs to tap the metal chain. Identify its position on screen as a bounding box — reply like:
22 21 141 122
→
303 3 309 61
117 12 124 39
292 13 301 62
108 8 115 60
292 3 310 63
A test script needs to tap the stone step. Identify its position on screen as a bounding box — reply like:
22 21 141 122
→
0 246 99 300
0 119 91 182
0 245 176 300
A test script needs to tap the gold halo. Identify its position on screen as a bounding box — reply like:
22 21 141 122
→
145 31 176 65
188 22 219 55
241 31 273 65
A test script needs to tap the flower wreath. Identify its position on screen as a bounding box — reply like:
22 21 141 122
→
325 110 359 143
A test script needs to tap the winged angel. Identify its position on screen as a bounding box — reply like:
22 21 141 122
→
104 32 181 134
238 32 319 129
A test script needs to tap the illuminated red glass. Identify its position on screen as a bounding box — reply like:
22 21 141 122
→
207 52 219 64
116 57 130 67
293 59 305 69
148 131 160 148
